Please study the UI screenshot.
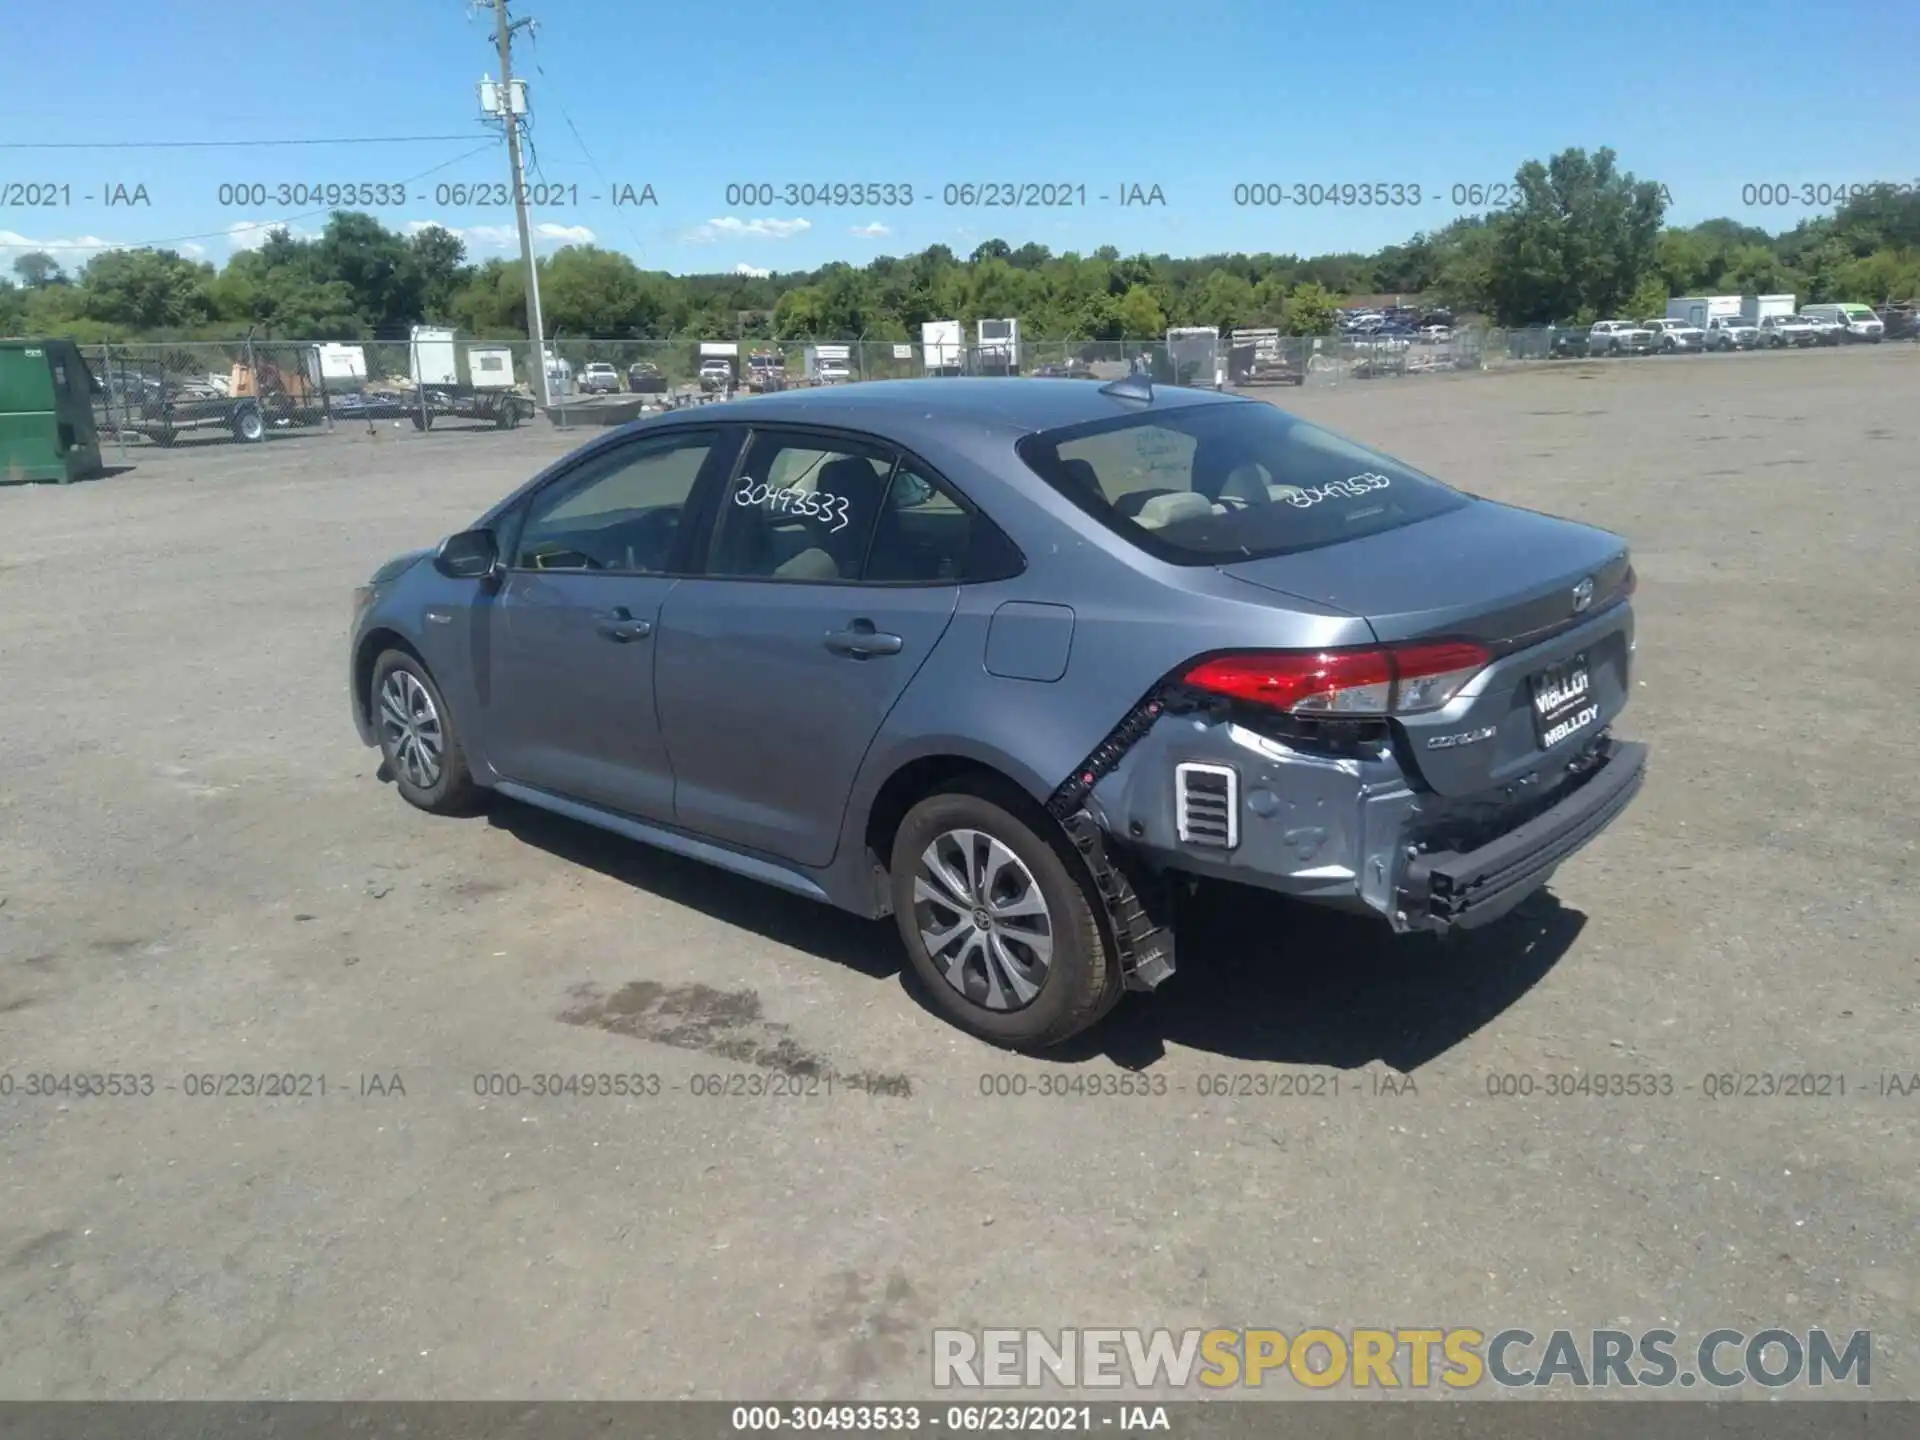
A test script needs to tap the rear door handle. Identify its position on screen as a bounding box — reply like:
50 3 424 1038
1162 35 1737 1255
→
594 607 652 642
825 621 903 658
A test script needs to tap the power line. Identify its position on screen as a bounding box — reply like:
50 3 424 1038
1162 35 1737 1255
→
0 134 489 150
527 27 648 265
8 144 498 251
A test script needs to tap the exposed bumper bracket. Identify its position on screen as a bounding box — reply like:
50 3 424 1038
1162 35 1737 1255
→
1056 809 1176 991
1048 689 1182 992
1401 739 1648 931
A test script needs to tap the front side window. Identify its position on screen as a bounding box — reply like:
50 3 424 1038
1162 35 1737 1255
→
512 430 715 572
1018 400 1470 565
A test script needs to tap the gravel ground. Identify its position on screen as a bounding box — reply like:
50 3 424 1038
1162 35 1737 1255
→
1 347 1915 1401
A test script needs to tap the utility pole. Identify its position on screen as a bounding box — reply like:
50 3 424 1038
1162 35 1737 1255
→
488 0 549 407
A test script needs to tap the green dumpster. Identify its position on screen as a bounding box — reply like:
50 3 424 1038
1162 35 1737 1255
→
1 339 105 484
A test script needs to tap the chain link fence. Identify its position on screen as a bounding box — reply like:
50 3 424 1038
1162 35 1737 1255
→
67 325 1592 455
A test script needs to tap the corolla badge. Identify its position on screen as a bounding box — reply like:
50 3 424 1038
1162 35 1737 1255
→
1571 577 1595 613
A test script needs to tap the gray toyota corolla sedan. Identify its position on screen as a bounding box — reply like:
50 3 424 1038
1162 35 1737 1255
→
350 376 1645 1048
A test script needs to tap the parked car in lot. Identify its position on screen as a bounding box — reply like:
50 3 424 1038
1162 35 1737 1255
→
1033 359 1097 381
623 362 666 395
1705 316 1761 351
1588 320 1655 355
1639 317 1706 353
348 378 1646 1048
1798 312 1845 346
1875 304 1918 340
1759 314 1824 348
1798 303 1885 342
579 363 621 395
1547 324 1590 358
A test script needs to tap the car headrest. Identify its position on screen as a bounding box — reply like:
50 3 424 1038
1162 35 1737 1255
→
1057 458 1105 501
1134 492 1213 530
773 547 839 580
818 455 888 511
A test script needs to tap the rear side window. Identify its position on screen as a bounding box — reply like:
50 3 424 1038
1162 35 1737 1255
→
708 431 896 580
1017 401 1469 564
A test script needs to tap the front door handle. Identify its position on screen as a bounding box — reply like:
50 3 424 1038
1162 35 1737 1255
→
594 607 652 643
824 620 903 659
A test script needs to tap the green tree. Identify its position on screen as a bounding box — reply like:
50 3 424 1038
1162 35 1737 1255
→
1488 147 1668 324
1114 284 1165 338
78 248 215 332
1281 282 1338 335
11 252 64 289
408 226 471 321
539 246 660 335
1624 274 1669 320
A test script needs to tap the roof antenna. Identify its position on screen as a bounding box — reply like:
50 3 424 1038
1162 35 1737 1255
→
1099 371 1153 402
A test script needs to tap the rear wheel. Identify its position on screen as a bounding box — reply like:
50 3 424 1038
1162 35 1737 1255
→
890 786 1118 1050
232 404 265 442
371 650 482 815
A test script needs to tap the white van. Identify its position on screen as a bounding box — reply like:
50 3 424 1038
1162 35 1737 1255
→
1798 303 1884 342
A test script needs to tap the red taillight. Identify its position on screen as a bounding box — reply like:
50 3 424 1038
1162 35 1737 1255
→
1183 641 1490 716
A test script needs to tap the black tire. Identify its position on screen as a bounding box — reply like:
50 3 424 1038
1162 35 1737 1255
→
232 404 265 443
370 649 482 815
889 784 1119 1050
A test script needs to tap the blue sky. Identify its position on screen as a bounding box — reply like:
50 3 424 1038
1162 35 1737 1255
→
2 0 1914 278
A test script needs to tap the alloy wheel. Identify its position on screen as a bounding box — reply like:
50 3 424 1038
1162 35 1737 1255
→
379 669 444 790
913 828 1055 1012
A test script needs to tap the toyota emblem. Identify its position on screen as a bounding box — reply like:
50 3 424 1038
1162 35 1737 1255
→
1571 577 1595 613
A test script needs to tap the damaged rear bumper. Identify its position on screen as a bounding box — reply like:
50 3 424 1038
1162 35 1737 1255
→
1400 739 1646 932
1075 701 1645 940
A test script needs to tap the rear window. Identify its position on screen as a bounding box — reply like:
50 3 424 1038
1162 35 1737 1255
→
1016 400 1471 565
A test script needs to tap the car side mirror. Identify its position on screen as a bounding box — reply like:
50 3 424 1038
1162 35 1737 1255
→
435 528 504 586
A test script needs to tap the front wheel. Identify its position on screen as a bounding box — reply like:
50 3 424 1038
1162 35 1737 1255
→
370 650 482 815
890 787 1118 1049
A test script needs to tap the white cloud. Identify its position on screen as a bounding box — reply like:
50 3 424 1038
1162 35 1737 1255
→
733 262 771 278
849 222 891 239
0 230 121 265
226 220 317 251
683 216 811 243
0 232 212 271
401 219 597 253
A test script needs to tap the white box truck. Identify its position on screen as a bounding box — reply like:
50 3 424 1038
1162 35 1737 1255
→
697 341 739 393
805 343 852 384
1741 294 1797 323
977 317 1022 375
922 320 965 375
1666 295 1744 329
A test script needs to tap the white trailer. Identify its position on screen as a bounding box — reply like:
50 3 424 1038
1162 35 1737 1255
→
403 325 536 430
977 317 1022 374
1741 293 1797 322
1165 326 1223 388
308 342 368 387
922 320 965 375
1666 295 1744 329
409 326 462 387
